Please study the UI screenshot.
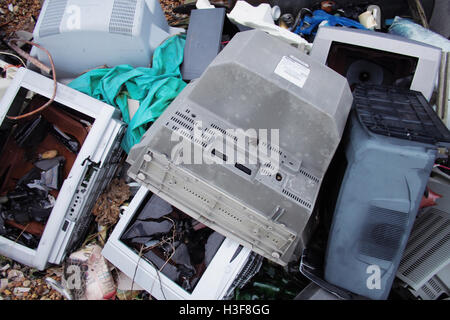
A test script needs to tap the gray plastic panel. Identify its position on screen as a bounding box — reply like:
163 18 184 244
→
127 30 353 265
181 8 225 81
397 176 450 292
324 112 437 300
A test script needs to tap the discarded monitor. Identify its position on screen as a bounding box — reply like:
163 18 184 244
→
0 68 125 270
102 186 259 300
324 85 450 300
32 0 178 80
396 171 450 300
126 29 353 266
310 26 442 101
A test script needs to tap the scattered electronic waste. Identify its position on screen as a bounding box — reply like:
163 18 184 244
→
102 187 258 300
2 0 450 302
0 68 125 270
30 0 182 81
227 1 311 48
233 259 309 300
394 169 450 300
310 26 442 101
324 85 450 300
126 29 353 266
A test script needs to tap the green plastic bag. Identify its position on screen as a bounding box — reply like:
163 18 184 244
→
68 34 187 153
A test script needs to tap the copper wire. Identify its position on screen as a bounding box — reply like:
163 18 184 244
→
6 39 57 121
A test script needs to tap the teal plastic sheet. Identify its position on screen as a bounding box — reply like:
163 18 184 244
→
68 34 187 153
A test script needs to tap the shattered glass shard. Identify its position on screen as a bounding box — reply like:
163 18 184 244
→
121 220 173 240
137 195 174 220
171 243 192 267
204 232 225 267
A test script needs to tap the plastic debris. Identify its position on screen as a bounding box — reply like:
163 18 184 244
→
196 0 214 9
293 9 367 36
68 35 187 153
389 16 450 52
62 244 116 300
227 1 311 48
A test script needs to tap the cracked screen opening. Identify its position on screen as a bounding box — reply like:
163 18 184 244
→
0 87 93 249
120 193 225 294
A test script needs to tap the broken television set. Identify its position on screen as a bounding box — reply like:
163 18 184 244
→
310 26 442 100
0 68 125 270
102 186 261 300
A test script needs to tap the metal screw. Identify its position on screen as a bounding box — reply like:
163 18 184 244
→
143 154 152 162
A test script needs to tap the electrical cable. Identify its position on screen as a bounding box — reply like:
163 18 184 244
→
435 164 450 171
0 51 26 67
6 39 57 121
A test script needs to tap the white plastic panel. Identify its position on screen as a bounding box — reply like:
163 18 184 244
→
102 186 252 300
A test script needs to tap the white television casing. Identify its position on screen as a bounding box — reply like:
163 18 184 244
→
102 186 254 300
32 0 179 80
0 68 125 270
310 26 442 101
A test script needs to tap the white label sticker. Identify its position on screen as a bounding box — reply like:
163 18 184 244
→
274 55 310 88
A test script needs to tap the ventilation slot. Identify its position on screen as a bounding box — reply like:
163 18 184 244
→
400 216 448 267
210 124 238 142
109 0 137 36
299 168 320 183
402 232 450 279
259 162 277 176
421 285 436 300
182 185 210 205
403 214 442 249
172 125 192 140
359 206 408 261
428 278 442 293
170 120 207 148
170 116 194 132
282 189 312 209
175 111 195 124
39 0 68 37
216 206 242 223
203 128 216 141
397 209 450 287
259 140 282 156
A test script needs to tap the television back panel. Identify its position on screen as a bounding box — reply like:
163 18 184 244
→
324 85 450 299
126 29 353 265
33 0 171 79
